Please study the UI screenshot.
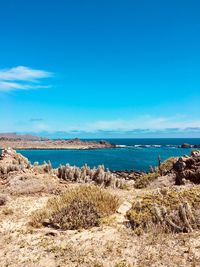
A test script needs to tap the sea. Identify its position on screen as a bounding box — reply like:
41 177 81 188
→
14 138 200 172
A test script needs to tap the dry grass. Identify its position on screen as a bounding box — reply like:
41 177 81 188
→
50 199 100 230
127 187 200 234
134 172 160 189
1 184 200 266
30 185 120 230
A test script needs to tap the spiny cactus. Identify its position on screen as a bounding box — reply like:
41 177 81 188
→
43 160 53 173
127 187 200 233
154 202 195 233
57 164 125 188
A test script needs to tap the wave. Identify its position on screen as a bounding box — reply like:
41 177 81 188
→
116 145 127 148
116 144 179 149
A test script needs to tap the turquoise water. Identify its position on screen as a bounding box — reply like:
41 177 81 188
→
17 138 200 171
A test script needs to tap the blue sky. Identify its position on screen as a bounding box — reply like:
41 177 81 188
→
0 0 200 138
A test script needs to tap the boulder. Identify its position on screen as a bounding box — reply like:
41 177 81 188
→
181 143 192 148
173 150 200 184
117 201 132 215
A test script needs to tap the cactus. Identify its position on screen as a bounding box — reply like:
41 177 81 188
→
127 188 199 233
57 163 126 188
42 160 53 173
179 203 193 232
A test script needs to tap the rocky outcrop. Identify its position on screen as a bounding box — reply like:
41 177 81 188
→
173 150 200 185
181 143 192 148
135 150 200 189
180 143 200 148
0 148 31 179
0 148 60 194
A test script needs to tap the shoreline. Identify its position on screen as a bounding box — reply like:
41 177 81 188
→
13 147 117 150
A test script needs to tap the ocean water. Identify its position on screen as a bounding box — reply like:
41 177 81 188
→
16 138 200 172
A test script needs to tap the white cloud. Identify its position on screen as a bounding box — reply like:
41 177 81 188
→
0 66 52 92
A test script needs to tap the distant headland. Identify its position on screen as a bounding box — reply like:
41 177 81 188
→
0 133 115 150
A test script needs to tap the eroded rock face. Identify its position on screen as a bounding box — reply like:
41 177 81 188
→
173 150 200 184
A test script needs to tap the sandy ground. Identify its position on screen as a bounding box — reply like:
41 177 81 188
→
1 148 200 266
1 186 200 267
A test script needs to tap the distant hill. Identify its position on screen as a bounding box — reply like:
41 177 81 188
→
0 133 46 141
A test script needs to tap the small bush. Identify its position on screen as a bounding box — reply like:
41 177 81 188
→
51 199 100 230
134 172 160 189
127 187 200 233
31 185 119 230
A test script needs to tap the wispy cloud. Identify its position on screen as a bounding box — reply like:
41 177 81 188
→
0 66 52 92
24 126 200 139
48 115 200 134
82 116 200 132
2 114 200 137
